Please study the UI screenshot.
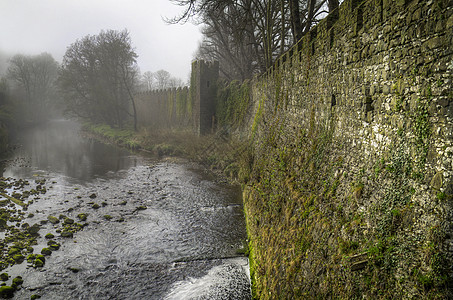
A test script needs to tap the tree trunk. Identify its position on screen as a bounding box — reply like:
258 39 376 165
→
328 0 339 12
304 0 316 35
289 0 302 43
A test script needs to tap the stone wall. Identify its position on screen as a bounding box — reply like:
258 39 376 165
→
134 87 191 129
191 60 219 135
241 0 453 298
135 60 219 135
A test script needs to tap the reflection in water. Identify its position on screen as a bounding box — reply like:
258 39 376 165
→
0 119 251 299
2 119 139 181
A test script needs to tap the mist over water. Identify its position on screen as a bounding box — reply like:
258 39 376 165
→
1 120 251 299
3 119 138 182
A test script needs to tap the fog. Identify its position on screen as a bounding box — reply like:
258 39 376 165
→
0 0 202 80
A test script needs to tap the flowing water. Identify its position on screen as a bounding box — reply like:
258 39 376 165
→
1 120 251 299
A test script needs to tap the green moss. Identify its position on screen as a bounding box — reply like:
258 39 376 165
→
48 243 60 251
216 80 251 128
0 285 14 298
40 248 52 256
436 191 446 201
11 276 23 289
12 254 24 263
33 258 44 268
60 230 73 238
47 215 59 224
45 233 54 239
26 254 35 263
77 213 88 221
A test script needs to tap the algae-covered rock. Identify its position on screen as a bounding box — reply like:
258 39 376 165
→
12 254 24 263
31 294 41 299
63 218 74 225
11 276 23 289
0 273 8 281
103 215 112 221
34 258 44 268
26 254 36 263
48 243 60 251
40 248 52 256
35 255 45 263
7 248 20 256
136 205 147 211
89 193 97 199
28 224 40 234
60 230 73 238
0 285 14 298
91 203 100 209
45 233 55 239
47 216 59 224
77 213 88 221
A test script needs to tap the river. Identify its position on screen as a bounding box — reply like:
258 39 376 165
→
0 120 251 299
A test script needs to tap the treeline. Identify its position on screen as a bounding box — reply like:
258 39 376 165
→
0 29 185 138
171 0 341 81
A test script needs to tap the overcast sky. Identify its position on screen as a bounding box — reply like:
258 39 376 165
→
0 0 202 81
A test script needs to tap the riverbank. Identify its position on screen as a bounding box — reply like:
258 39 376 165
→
82 123 253 185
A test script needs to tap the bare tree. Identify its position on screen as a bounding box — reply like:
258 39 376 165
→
142 71 155 90
154 69 171 90
7 52 59 122
171 0 337 78
168 76 185 88
194 1 260 80
59 29 139 130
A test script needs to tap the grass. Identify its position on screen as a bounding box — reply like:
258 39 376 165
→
82 123 251 183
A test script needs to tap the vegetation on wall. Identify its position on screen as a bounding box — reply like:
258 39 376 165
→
216 79 251 129
175 87 190 118
241 80 451 298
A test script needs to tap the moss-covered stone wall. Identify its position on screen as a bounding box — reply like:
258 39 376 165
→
135 60 219 135
241 0 453 298
192 60 220 135
135 87 191 129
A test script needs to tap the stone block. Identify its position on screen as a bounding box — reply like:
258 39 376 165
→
362 85 370 96
430 172 443 189
438 98 449 107
425 36 443 50
447 14 453 29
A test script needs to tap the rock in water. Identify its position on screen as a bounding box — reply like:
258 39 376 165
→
0 286 15 298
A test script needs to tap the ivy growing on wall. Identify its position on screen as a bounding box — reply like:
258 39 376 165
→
216 80 251 128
